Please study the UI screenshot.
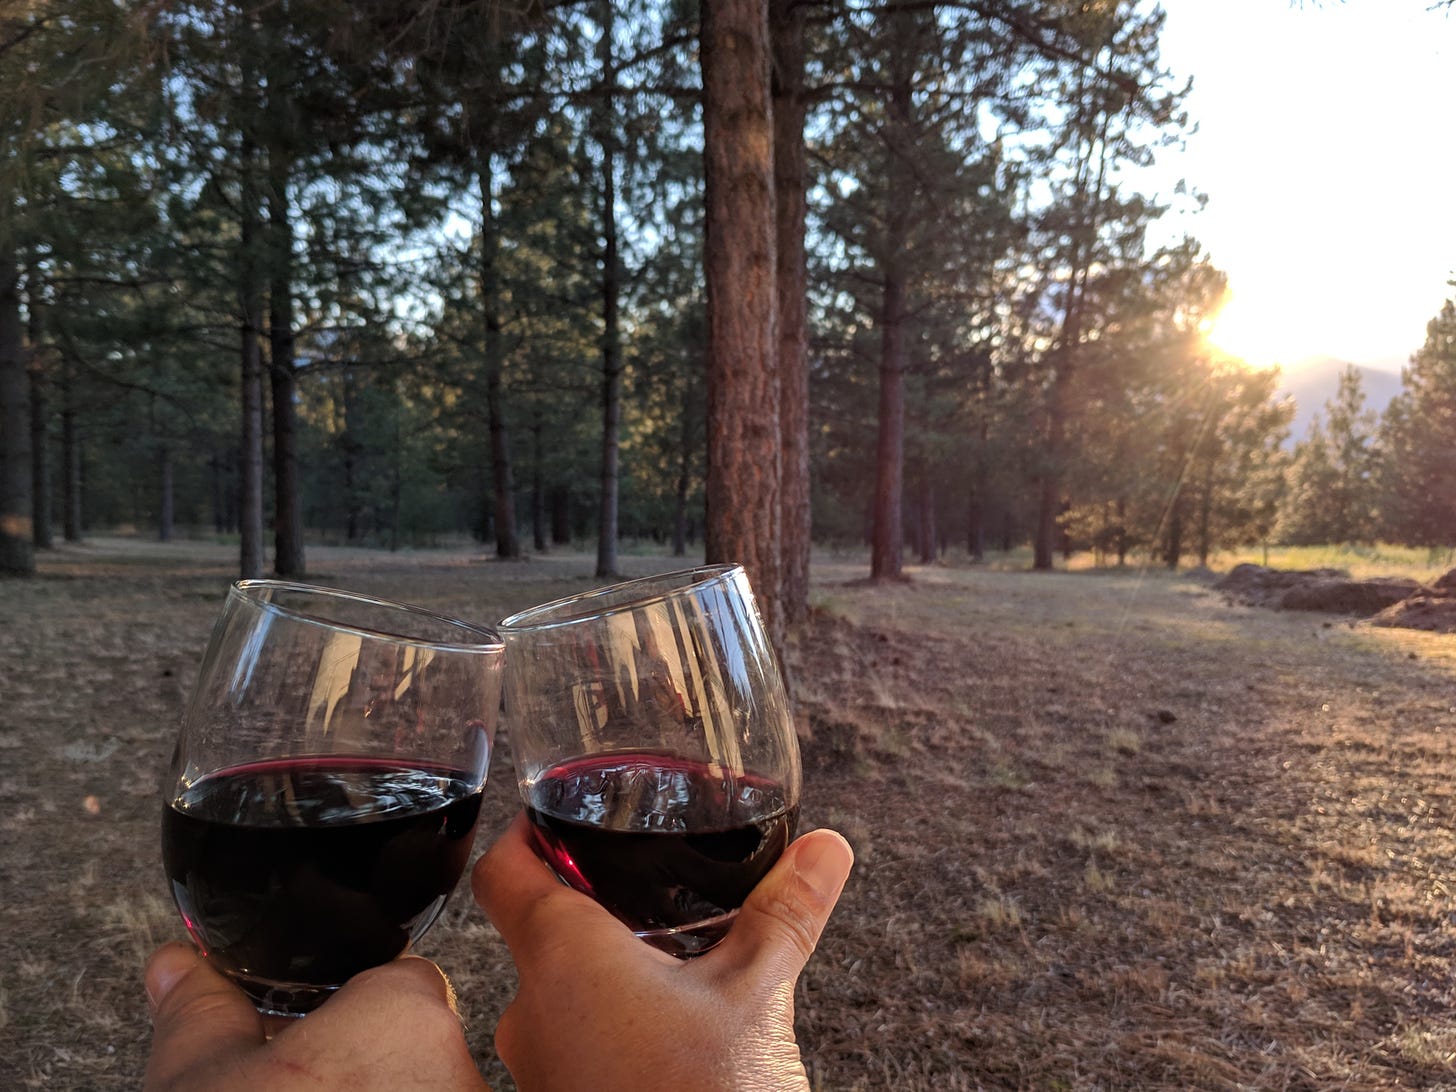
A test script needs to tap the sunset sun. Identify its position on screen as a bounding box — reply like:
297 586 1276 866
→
1204 292 1314 371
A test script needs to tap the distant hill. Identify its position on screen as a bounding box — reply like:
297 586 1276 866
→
1273 356 1406 443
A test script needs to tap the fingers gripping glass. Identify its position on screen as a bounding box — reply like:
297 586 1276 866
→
161 581 503 1017
499 565 802 957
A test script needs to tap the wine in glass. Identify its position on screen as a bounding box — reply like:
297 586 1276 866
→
161 580 502 1016
498 564 801 957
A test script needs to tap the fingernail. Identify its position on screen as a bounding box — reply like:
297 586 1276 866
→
145 947 192 1013
793 832 854 902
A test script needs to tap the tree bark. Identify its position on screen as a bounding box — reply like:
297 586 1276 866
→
549 486 570 545
1195 455 1214 566
61 362 81 542
1115 495 1128 566
476 144 520 559
700 0 782 647
871 271 907 581
594 1 621 580
269 350 302 568
341 371 361 542
29 353 52 550
238 137 266 579
917 476 936 564
0 232 34 575
530 417 547 552
1035 305 1078 571
771 0 810 627
1035 99 1109 571
1164 490 1184 570
672 368 695 557
967 491 984 562
268 135 305 576
870 29 913 584
967 406 988 562
388 403 402 552
1033 395 1063 571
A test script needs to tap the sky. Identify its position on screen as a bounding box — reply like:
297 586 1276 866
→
1136 0 1456 374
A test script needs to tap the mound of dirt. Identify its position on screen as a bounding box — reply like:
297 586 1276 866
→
1215 563 1354 610
1278 575 1421 614
1368 569 1456 633
1216 563 1456 633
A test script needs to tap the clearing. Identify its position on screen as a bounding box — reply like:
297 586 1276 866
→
3 539 1456 1090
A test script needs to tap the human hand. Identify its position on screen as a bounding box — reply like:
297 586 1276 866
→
142 943 490 1092
473 813 855 1092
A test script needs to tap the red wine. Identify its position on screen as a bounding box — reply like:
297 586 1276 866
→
524 751 798 956
162 756 483 1014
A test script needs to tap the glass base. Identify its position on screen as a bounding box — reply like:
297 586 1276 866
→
224 969 341 1018
634 908 738 958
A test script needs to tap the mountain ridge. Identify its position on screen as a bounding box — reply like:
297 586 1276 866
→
1272 355 1406 442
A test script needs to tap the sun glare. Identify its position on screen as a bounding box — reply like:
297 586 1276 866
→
1203 294 1308 371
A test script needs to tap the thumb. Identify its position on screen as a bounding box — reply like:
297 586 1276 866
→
714 828 854 983
144 943 264 1091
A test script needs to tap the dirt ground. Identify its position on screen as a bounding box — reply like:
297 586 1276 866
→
4 539 1456 1090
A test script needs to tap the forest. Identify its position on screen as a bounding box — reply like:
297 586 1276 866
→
3 0 1455 618
9 5 1456 1087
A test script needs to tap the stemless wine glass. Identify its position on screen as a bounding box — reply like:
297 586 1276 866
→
161 580 503 1017
498 564 802 957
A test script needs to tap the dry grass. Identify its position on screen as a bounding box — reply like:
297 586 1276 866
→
4 539 1456 1089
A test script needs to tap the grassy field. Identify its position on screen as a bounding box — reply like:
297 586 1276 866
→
4 538 1456 1089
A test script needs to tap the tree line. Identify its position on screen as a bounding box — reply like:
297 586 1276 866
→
3 0 1454 629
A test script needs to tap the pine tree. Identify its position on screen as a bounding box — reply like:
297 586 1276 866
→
1379 298 1456 547
1279 366 1378 545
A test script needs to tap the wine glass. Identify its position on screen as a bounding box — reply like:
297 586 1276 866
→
161 580 503 1017
498 564 802 957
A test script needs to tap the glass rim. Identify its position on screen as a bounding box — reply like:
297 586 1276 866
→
497 563 744 632
231 579 503 653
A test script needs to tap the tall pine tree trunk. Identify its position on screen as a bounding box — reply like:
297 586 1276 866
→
968 409 988 562
268 136 304 576
340 371 361 542
594 3 621 579
1033 376 1066 571
917 477 936 564
1035 255 1082 572
238 138 266 579
530 418 546 552
0 231 34 575
1035 101 1108 571
870 31 912 584
871 271 907 581
1196 456 1214 566
269 343 302 569
772 0 810 627
61 361 81 542
476 143 519 559
672 367 695 557
549 487 570 546
1164 490 1184 570
29 357 51 550
1115 495 1128 566
701 0 782 648
967 492 985 562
